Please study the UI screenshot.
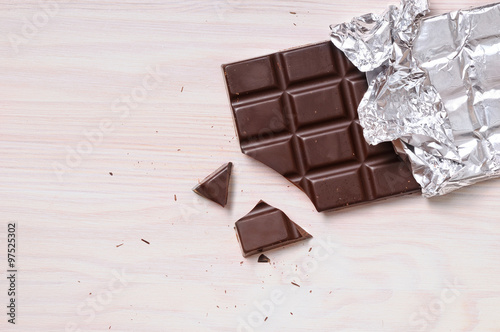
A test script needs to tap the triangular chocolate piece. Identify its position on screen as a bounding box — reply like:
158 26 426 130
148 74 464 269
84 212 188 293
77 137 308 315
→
235 200 312 257
192 162 233 207
258 254 270 263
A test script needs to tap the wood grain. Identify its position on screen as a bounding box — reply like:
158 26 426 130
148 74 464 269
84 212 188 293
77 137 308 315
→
1 0 499 331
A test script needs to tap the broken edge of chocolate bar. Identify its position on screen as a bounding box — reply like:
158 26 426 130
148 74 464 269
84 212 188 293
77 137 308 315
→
235 200 311 257
193 162 233 207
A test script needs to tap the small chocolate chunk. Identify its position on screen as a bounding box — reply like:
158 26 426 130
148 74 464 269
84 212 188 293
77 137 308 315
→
258 254 270 263
235 200 312 257
193 162 233 207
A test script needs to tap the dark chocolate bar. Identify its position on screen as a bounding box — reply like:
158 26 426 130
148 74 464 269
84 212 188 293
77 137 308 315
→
235 200 311 257
222 42 420 212
193 162 233 207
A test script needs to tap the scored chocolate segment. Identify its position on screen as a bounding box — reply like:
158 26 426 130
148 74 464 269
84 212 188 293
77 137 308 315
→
223 42 420 212
235 200 312 257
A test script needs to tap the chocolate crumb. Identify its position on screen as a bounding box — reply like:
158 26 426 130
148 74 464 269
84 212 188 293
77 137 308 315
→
141 239 150 245
174 194 177 201
181 86 184 92
308 247 312 252
116 243 123 247
258 254 270 263
240 261 243 265
290 11 296 14
293 23 296 26
290 312 293 315
177 149 181 151
109 172 113 176
264 316 268 321
291 282 300 287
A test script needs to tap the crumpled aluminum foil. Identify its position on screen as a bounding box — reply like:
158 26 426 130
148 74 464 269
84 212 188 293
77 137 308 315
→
331 0 500 197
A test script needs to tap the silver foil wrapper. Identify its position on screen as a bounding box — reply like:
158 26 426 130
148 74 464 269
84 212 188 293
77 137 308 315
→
331 0 500 197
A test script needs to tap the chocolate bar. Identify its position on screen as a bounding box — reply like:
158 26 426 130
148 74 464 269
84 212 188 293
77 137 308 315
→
192 162 233 207
235 201 311 257
222 42 420 212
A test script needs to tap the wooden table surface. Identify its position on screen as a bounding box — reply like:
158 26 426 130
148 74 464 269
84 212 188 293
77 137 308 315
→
1 0 500 331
